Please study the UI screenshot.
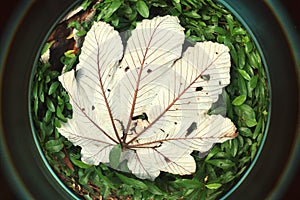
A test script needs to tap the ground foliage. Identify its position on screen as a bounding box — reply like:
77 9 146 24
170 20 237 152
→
31 0 269 199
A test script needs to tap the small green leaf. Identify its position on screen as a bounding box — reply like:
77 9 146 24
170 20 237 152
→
252 116 263 139
116 173 148 189
251 142 258 160
46 97 55 112
39 122 52 141
70 156 92 169
121 5 133 16
76 30 87 37
38 123 46 142
150 0 168 7
45 139 64 153
49 71 60 79
217 35 226 43
66 103 73 111
237 47 246 69
172 0 182 12
246 118 258 128
146 182 164 195
205 164 217 182
79 168 93 185
231 138 238 157
224 38 238 66
206 26 227 35
83 194 93 200
232 27 246 35
205 145 221 161
32 81 38 99
54 118 61 128
33 99 39 117
111 18 120 27
48 81 60 95
219 171 236 183
64 50 76 58
105 0 122 20
41 41 54 55
56 106 67 122
257 132 264 145
237 75 247 95
205 159 235 170
81 0 92 10
225 14 234 33
235 104 257 127
245 42 253 53
38 83 45 102
238 69 251 81
183 10 201 19
247 75 258 97
109 144 122 169
232 95 246 106
43 110 53 123
205 183 222 190
67 20 81 29
239 127 252 137
93 166 117 190
45 75 51 83
57 95 64 105
247 51 259 68
136 0 149 18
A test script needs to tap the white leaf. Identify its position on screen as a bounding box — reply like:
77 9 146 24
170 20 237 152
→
58 21 124 165
58 15 238 180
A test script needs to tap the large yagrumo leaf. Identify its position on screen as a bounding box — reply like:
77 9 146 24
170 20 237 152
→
58 15 237 180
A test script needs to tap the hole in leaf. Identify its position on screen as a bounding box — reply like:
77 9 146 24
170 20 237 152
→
186 122 197 136
196 87 203 91
107 89 111 92
201 74 210 81
132 112 148 121
92 105 95 110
